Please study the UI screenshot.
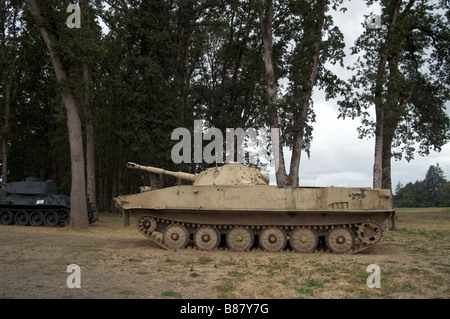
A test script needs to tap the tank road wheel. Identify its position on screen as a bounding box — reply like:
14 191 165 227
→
259 227 287 252
326 227 355 253
356 221 382 246
163 225 190 250
15 211 29 226
289 228 318 253
194 227 220 251
138 215 157 236
44 211 59 227
30 211 44 226
226 227 254 252
0 211 14 225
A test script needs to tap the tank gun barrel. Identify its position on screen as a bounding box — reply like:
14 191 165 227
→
127 162 196 182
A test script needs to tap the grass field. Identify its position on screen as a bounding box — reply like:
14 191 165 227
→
0 207 449 299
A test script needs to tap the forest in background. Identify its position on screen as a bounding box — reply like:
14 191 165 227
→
1 1 449 218
394 163 450 207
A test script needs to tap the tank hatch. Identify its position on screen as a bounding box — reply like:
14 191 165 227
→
193 162 270 186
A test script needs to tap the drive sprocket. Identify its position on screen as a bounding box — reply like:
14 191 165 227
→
138 215 157 236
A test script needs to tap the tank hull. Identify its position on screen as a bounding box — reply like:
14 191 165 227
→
117 185 393 211
0 193 96 226
116 185 395 253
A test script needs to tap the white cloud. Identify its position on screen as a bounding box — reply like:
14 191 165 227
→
298 103 374 187
266 100 450 188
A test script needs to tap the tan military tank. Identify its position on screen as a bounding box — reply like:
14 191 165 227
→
114 162 395 253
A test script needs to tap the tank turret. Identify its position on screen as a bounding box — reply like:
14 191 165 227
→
1 177 58 195
127 161 270 186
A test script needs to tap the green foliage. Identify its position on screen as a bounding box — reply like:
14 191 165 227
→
395 181 430 207
437 182 450 207
1 1 70 188
394 164 449 207
424 164 446 205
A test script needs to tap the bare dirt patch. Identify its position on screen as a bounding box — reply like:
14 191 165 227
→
1 208 449 299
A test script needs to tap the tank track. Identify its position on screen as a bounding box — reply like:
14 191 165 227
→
136 214 383 254
0 208 71 227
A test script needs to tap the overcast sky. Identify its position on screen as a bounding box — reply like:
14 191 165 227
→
267 1 450 189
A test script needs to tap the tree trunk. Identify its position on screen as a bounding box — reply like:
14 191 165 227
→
81 1 97 216
86 120 95 204
381 128 394 190
1 77 11 197
381 84 412 191
372 0 405 189
82 66 97 218
287 0 326 187
259 0 326 187
373 107 384 189
25 0 89 228
259 0 289 186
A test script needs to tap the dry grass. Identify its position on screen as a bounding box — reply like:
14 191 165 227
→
0 208 449 299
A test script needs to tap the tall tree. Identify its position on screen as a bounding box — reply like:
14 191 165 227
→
394 164 448 207
259 0 346 186
1 5 64 187
259 0 287 185
93 0 200 209
340 0 450 190
79 0 101 218
24 0 89 228
424 163 446 206
0 0 23 194
197 0 265 162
